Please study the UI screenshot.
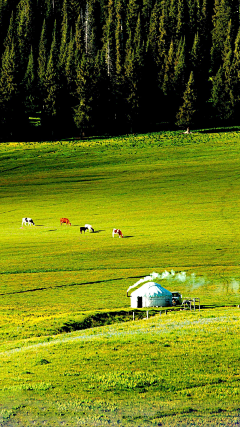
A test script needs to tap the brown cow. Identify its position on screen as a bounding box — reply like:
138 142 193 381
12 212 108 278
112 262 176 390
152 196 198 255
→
60 218 71 226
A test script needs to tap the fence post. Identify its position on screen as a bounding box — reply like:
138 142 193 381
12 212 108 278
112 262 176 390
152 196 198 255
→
133 311 135 321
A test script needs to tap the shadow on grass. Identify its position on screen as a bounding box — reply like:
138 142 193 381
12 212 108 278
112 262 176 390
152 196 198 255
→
123 236 134 238
0 275 141 296
198 126 240 134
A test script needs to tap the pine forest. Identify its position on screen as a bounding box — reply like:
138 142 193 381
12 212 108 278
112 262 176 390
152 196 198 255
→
0 0 240 138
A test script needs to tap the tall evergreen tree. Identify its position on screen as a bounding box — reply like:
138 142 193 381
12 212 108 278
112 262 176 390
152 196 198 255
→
147 1 161 61
73 54 95 136
176 71 197 127
23 47 38 115
0 35 23 135
191 32 201 72
115 0 124 78
124 31 138 130
162 39 175 95
168 0 178 39
102 0 115 78
210 0 231 74
59 0 69 70
176 0 187 40
16 0 34 73
75 14 84 63
126 0 139 37
37 19 48 96
124 19 145 132
42 21 59 131
211 20 234 121
157 1 169 85
174 36 186 97
231 28 240 116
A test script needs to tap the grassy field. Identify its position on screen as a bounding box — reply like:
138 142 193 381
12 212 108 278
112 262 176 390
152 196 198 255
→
0 129 240 426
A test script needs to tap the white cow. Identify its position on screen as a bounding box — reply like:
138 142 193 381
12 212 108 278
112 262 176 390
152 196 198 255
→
85 224 94 232
22 217 35 226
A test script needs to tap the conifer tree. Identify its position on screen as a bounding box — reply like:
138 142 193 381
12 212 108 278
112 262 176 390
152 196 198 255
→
191 32 201 72
37 19 47 95
23 47 38 115
65 29 76 89
16 0 34 73
168 0 178 38
84 2 94 57
0 35 22 134
157 2 169 85
231 28 240 116
211 66 227 121
126 0 139 37
102 0 115 78
174 36 186 96
124 19 145 132
211 20 234 121
115 0 125 131
210 0 231 74
57 28 76 134
134 13 144 66
3 11 15 51
59 0 69 70
92 50 114 133
142 0 154 34
115 0 124 78
73 54 95 136
75 14 84 63
124 31 138 131
176 0 187 40
147 1 161 61
42 21 59 131
162 40 175 95
176 71 197 127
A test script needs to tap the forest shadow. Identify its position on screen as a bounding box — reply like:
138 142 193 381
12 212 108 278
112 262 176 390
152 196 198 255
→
198 127 240 134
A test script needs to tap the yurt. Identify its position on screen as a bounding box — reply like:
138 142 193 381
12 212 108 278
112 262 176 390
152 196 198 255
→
129 282 172 308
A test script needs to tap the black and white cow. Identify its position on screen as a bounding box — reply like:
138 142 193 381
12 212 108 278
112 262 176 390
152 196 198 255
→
22 217 35 226
85 224 94 232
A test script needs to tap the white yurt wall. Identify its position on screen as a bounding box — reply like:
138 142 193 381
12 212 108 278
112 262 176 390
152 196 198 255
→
130 282 172 308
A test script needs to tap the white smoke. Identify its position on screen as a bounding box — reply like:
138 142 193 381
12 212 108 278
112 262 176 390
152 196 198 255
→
127 270 205 293
230 279 239 293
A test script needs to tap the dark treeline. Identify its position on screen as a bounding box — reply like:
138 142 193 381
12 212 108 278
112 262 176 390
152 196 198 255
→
0 0 240 139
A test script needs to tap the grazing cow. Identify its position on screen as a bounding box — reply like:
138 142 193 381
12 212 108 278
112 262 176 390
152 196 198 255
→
112 228 123 238
60 218 71 226
22 217 35 226
85 224 94 233
80 226 87 234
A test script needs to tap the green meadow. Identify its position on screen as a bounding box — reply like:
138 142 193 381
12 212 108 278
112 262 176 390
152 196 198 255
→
0 129 240 426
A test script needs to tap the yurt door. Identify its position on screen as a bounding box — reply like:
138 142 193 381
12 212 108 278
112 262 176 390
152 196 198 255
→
137 296 142 308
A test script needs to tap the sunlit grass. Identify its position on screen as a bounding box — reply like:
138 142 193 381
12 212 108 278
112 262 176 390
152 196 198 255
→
0 308 240 425
1 129 240 425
